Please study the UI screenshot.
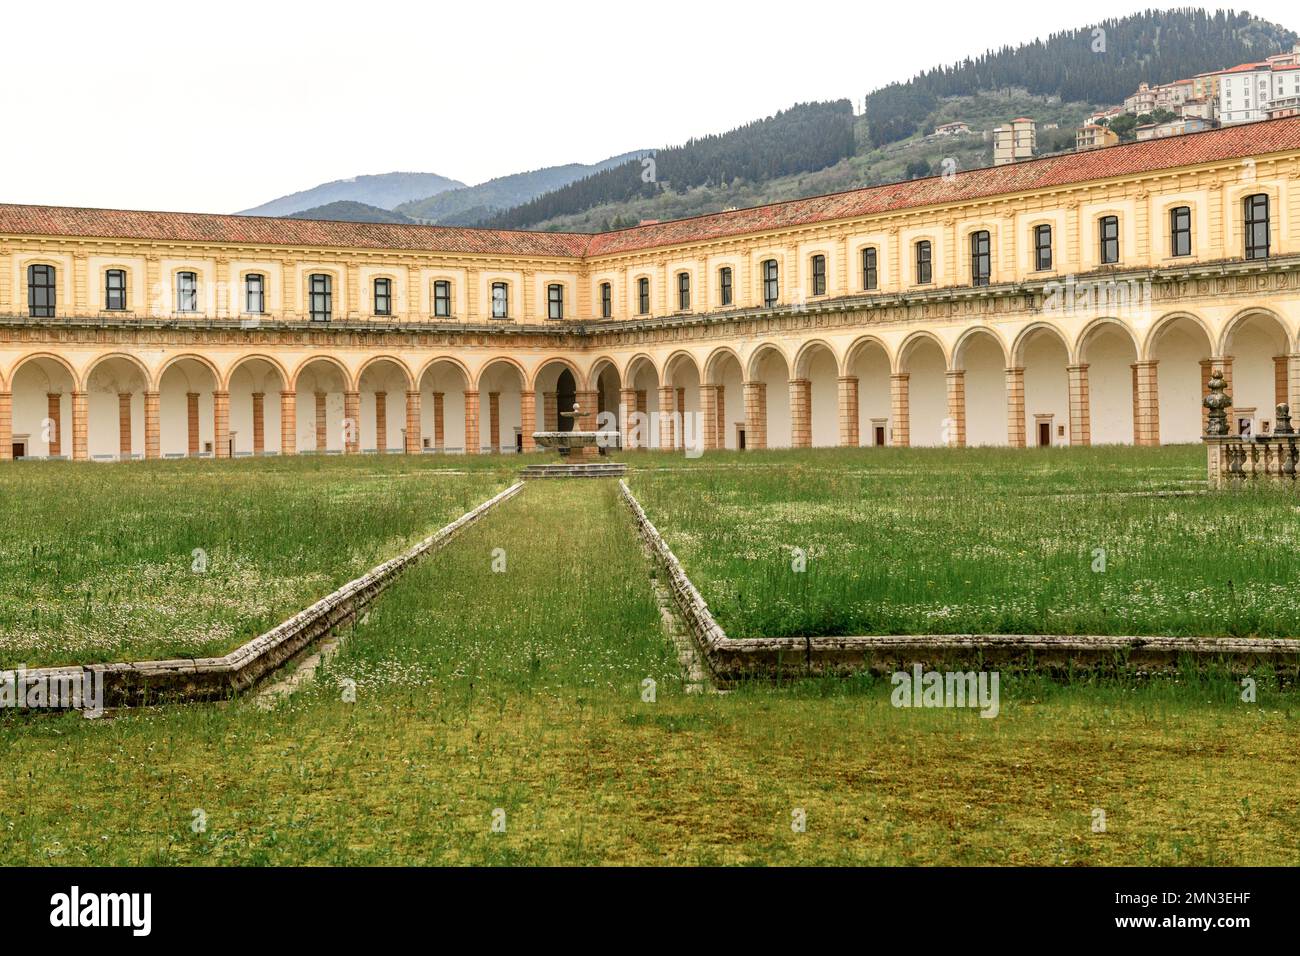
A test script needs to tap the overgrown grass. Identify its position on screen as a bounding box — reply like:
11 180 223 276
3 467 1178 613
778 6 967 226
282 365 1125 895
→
0 455 513 667
2 464 1298 865
627 445 1300 640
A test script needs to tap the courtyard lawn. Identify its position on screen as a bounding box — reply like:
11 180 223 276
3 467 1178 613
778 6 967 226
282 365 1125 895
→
626 445 1300 641
0 455 514 667
2 460 1298 866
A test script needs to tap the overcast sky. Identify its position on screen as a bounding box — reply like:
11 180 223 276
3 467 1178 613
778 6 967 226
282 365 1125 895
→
2 1 1296 214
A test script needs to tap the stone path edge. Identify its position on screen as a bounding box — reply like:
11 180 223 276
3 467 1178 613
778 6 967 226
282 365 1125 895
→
9 481 525 709
617 480 1300 684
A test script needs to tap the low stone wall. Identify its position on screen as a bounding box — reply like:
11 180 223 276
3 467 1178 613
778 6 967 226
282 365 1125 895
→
7 482 524 710
619 480 1300 684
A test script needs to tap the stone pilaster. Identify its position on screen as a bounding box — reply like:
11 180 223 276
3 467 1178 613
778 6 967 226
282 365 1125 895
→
463 389 480 454
314 391 327 451
47 393 63 456
675 387 686 450
343 391 360 454
405 390 422 454
487 391 501 452
837 376 859 447
1133 360 1159 446
187 392 200 455
71 390 88 461
575 389 599 460
714 385 726 449
213 390 230 459
619 387 637 450
742 381 767 450
374 391 387 453
1005 367 1025 448
658 385 676 449
0 390 11 460
1067 364 1090 446
945 370 966 448
251 392 265 455
118 392 133 458
543 391 558 431
889 373 909 447
144 391 160 460
280 391 297 456
699 384 718 451
789 378 812 448
432 392 445 450
520 390 536 453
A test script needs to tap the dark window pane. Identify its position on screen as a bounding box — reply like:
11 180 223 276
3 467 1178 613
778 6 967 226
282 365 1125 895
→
862 248 877 290
28 264 56 317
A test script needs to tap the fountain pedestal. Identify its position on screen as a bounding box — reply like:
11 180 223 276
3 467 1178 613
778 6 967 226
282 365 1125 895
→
521 403 626 479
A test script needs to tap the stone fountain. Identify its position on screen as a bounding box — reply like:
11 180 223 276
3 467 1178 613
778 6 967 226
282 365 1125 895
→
520 403 627 479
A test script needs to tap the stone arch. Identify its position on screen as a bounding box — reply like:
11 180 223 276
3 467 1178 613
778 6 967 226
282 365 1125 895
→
662 352 702 451
622 352 660 385
1219 307 1292 435
1074 317 1141 366
289 354 352 392
898 331 948 447
744 343 790 382
1141 311 1215 363
791 339 840 379
417 358 471 453
222 353 291 392
356 355 414 392
896 330 951 374
623 354 663 450
953 327 1009 447
158 356 221 456
293 356 351 453
527 356 583 393
7 354 78 458
357 357 415 453
702 348 744 450
587 357 622 435
84 354 150 459
415 355 473 391
1219 306 1292 358
748 343 791 448
1147 312 1214 444
846 336 892 447
1014 324 1071 447
1010 322 1071 367
227 355 288 456
1077 318 1141 445
477 358 527 453
952 327 1009 370
792 340 840 447
842 334 895 377
155 352 221 393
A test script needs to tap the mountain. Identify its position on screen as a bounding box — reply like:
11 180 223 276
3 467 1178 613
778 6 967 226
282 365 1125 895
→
281 201 419 224
394 151 650 225
864 8 1297 147
482 9 1297 233
482 102 856 230
237 172 466 217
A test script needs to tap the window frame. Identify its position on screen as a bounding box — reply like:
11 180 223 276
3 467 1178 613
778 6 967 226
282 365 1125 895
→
547 283 564 321
810 254 827 296
677 271 690 311
28 264 56 318
599 281 612 319
1033 224 1053 271
176 271 199 314
491 281 509 320
1099 215 1120 265
373 277 392 316
861 247 878 291
1169 206 1192 258
970 230 991 286
915 241 932 285
761 259 778 308
1244 193 1270 260
719 267 733 306
637 277 650 315
105 269 127 312
433 279 452 317
244 273 266 314
309 273 333 322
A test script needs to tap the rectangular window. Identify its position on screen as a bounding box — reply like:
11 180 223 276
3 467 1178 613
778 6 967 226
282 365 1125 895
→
915 241 932 284
309 273 332 322
1244 194 1270 260
762 259 778 307
547 283 564 320
811 254 827 296
433 280 451 317
28 264 55 318
492 282 509 319
1034 225 1052 271
105 269 127 311
244 273 265 314
1099 215 1120 264
861 248 878 290
373 277 392 316
677 272 690 311
600 282 612 319
1170 206 1192 257
970 230 991 286
719 267 733 306
176 272 198 313
637 277 650 315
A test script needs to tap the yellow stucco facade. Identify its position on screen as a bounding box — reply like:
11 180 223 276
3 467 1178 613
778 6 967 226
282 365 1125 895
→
2 119 1300 460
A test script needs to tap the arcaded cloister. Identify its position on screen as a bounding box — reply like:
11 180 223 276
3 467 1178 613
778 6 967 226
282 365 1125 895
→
2 117 1300 461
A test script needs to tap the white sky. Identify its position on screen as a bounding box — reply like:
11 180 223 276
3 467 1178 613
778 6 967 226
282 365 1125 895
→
1 1 1296 214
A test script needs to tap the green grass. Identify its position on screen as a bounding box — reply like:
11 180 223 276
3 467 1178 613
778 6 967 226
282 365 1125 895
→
0 455 513 667
2 454 1299 866
627 445 1300 641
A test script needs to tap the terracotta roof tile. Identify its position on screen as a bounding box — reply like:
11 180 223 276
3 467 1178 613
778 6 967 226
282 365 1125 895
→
3 116 1300 261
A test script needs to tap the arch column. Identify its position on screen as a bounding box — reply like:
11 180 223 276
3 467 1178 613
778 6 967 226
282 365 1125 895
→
1133 360 1159 446
487 391 501 452
945 370 966 448
619 387 637 450
144 391 160 459
520 390 536 453
432 392 445 450
699 384 719 451
1067 364 1090 446
280 390 297 456
543 391 557 431
1005 367 1025 448
374 391 388 453
0 390 11 460
405 390 422 455
742 381 766 450
1287 354 1300 413
344 390 360 454
658 385 676 449
837 376 859 447
118 392 133 458
213 390 230 458
251 392 265 455
463 389 479 454
72 390 88 461
889 373 909 447
48 394 64 457
789 378 811 449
